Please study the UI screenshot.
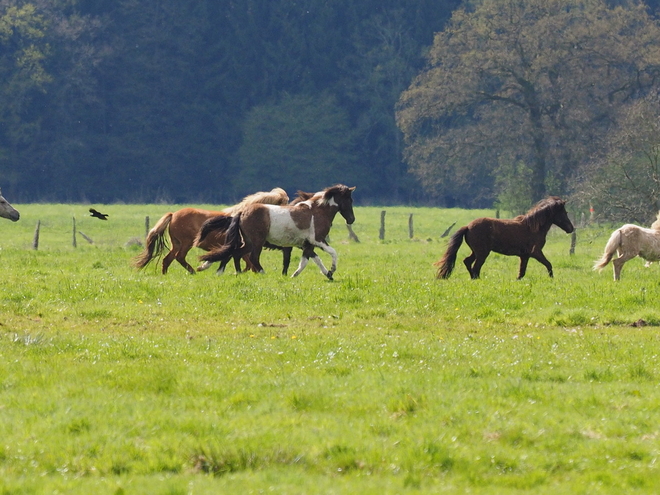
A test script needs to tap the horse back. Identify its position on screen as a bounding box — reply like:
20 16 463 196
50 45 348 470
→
466 217 539 255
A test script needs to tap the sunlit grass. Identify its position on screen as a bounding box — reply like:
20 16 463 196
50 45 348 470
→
0 204 658 493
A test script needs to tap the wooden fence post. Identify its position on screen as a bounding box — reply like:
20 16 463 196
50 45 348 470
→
32 220 40 250
379 210 386 240
145 216 150 239
570 230 577 255
72 217 77 248
346 223 360 242
408 214 414 239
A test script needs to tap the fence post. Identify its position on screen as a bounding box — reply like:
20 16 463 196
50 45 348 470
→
379 210 386 240
570 230 577 255
145 216 150 239
72 217 77 248
346 223 360 242
408 214 414 239
32 220 40 250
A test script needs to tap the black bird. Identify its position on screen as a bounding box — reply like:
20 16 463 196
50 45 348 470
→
89 208 109 220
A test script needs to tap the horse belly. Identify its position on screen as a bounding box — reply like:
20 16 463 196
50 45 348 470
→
267 210 309 247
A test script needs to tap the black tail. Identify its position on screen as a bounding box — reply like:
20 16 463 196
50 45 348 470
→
199 213 244 264
435 226 468 279
195 215 234 246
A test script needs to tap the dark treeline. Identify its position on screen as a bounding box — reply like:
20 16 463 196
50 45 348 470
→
0 0 462 204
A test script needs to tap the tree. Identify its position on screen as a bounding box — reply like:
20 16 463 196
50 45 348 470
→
396 0 660 207
232 92 361 197
575 93 660 223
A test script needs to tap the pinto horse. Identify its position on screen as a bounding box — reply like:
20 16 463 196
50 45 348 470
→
132 188 289 274
197 185 356 280
436 196 574 280
593 212 660 280
0 189 19 222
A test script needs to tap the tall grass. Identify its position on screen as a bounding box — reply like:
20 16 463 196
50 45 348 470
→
0 204 658 493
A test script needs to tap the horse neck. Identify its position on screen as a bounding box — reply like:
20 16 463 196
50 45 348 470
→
309 202 340 236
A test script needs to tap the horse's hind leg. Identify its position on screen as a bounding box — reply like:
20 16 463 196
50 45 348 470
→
175 244 197 275
470 254 489 279
462 252 476 278
612 255 633 281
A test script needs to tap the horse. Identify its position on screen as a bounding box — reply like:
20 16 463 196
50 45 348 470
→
593 211 660 280
196 185 356 280
0 189 19 222
436 196 574 280
132 187 289 274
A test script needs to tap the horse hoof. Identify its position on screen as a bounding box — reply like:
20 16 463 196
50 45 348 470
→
197 261 211 272
326 271 334 281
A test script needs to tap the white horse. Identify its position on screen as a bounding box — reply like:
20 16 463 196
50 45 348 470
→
0 189 19 222
594 212 660 280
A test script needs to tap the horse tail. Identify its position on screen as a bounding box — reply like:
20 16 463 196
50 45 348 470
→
198 213 244 264
194 214 234 246
435 226 468 279
133 212 172 269
593 229 621 271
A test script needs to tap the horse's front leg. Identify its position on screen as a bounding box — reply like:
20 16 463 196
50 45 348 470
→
316 242 338 279
530 251 553 278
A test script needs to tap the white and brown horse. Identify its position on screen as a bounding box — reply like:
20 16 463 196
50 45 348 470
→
196 185 356 280
133 188 289 274
0 189 19 222
594 212 660 280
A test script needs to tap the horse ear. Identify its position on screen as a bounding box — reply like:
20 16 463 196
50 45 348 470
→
349 186 356 192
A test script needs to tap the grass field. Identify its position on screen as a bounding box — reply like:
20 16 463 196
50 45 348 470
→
0 203 659 494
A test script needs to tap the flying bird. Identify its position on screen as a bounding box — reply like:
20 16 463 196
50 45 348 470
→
89 208 109 220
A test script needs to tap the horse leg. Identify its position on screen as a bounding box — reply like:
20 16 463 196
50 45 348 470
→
175 244 197 275
470 253 489 279
530 251 553 278
517 256 531 279
292 255 310 277
310 253 332 280
315 243 338 276
249 245 265 274
463 253 476 278
612 255 633 281
162 248 177 274
282 247 292 276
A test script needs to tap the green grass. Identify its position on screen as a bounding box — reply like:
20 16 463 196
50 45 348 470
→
0 204 658 493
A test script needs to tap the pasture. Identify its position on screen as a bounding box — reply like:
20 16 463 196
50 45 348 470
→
0 203 659 494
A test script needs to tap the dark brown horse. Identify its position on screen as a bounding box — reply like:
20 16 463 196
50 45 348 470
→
132 188 289 274
197 185 356 280
436 197 574 280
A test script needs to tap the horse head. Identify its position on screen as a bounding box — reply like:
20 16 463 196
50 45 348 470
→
323 185 356 225
551 198 574 234
0 189 19 222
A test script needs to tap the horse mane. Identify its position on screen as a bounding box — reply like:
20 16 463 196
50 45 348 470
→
223 187 289 215
317 184 353 206
651 211 660 231
521 196 565 232
290 191 315 205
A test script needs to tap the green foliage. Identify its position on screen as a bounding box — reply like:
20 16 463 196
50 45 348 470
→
397 0 660 206
0 204 659 492
233 93 361 194
495 160 533 215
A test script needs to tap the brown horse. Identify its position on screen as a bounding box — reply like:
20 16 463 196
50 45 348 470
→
132 188 289 274
196 185 356 280
436 197 574 280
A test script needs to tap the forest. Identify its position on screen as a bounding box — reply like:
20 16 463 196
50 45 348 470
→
2 0 660 216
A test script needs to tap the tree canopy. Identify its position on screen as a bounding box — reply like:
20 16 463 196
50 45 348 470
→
397 0 660 208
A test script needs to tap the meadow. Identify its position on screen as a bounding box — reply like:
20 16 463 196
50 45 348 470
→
0 203 659 494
